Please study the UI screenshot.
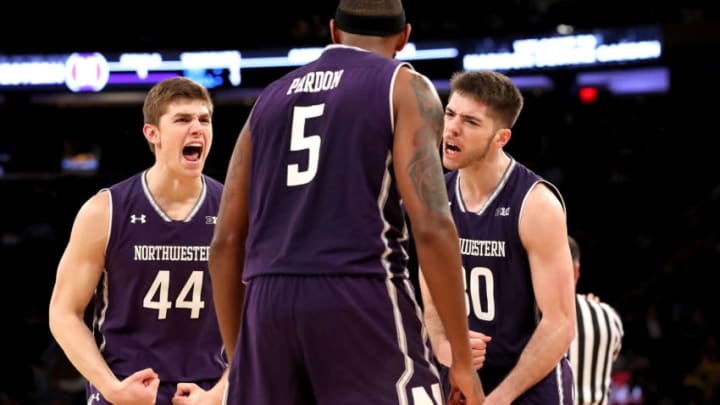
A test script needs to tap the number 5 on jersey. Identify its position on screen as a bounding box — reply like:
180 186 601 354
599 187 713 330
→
287 104 324 186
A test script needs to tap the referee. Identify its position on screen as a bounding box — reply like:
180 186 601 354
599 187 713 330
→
567 236 625 405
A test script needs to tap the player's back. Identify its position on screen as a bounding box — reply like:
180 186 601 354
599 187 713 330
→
245 45 411 280
94 171 226 382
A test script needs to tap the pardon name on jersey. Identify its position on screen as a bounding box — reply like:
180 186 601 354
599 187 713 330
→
287 70 344 95
459 238 506 257
133 245 209 262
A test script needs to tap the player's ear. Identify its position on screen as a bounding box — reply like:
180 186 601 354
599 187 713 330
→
143 123 160 149
394 23 411 52
496 128 511 147
329 19 341 44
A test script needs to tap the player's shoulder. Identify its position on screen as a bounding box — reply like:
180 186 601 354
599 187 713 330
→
106 171 144 192
73 187 111 231
203 174 224 190
526 180 565 216
396 66 435 93
86 187 111 208
393 66 442 117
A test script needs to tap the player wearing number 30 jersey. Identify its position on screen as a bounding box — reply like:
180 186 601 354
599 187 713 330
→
420 71 576 404
443 163 572 398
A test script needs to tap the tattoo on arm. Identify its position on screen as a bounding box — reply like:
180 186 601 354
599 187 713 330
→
409 74 444 143
406 74 447 213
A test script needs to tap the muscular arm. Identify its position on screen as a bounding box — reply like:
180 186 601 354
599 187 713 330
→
209 116 252 363
393 68 483 401
488 183 576 402
419 271 451 366
49 191 157 403
421 268 491 371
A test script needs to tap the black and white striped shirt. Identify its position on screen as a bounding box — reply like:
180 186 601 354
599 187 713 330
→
567 294 625 405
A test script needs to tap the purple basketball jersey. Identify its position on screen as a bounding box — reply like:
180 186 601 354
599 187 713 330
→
92 171 226 383
445 156 573 402
225 45 445 405
244 45 412 280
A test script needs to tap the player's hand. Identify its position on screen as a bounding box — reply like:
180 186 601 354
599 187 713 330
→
448 364 485 405
106 368 159 405
469 330 492 370
434 331 492 370
172 382 223 405
447 383 466 405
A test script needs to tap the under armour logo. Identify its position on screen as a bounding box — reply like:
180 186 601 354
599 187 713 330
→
87 392 100 404
206 216 217 224
495 207 510 216
130 214 146 223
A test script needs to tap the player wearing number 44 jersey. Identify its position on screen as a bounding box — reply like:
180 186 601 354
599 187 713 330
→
420 70 576 404
49 77 227 405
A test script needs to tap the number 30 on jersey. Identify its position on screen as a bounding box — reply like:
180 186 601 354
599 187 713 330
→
465 266 495 321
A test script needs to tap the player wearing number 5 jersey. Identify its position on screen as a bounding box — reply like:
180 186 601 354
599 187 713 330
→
420 70 576 404
49 77 227 405
209 1 484 404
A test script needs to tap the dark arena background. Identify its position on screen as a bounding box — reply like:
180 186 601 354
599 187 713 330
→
1 1 718 404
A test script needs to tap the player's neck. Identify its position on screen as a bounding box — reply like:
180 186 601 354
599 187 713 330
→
145 167 203 207
459 152 511 200
340 38 398 59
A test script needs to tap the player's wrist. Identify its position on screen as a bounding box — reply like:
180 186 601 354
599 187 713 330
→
435 340 453 367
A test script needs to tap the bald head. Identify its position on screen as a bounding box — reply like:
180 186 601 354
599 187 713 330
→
334 0 406 36
337 0 404 16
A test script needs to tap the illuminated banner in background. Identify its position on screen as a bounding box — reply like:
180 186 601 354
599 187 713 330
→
0 50 243 91
462 31 662 71
0 42 459 93
0 25 664 95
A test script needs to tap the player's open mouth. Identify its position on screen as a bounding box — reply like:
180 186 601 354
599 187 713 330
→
183 143 203 162
445 142 460 154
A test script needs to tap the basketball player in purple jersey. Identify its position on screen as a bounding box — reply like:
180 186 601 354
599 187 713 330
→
208 1 484 404
420 70 576 404
49 77 227 405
